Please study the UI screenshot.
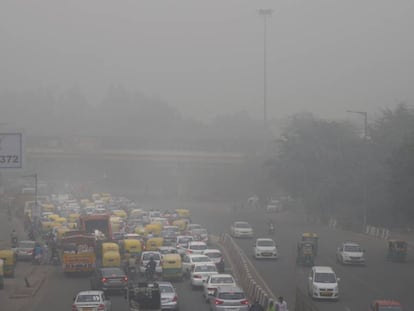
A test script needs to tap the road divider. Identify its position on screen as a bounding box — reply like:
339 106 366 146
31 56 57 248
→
214 234 276 308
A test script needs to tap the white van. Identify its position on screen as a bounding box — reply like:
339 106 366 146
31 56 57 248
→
308 266 340 300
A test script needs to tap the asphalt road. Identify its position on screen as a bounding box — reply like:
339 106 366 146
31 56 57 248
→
187 203 414 311
15 199 414 311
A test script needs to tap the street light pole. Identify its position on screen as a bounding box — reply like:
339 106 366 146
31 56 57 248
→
23 173 38 228
347 110 368 227
258 9 273 127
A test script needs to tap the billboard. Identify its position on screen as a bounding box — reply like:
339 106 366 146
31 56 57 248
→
0 133 23 169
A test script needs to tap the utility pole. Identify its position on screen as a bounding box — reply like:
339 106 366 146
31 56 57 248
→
347 110 368 227
258 9 273 128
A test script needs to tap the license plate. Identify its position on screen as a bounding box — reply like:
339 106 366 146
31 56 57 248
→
82 308 94 311
320 292 332 296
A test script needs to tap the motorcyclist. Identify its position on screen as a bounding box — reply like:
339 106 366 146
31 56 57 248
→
275 296 288 311
145 256 157 280
11 229 18 246
268 220 275 234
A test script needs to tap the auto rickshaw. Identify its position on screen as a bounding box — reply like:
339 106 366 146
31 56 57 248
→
68 213 80 223
172 219 187 232
67 222 78 229
121 239 142 258
47 214 60 222
113 210 127 220
0 250 16 277
41 221 54 233
296 241 315 266
55 217 67 225
42 204 55 213
387 240 407 262
175 209 190 218
0 259 4 289
301 233 319 255
145 223 162 237
146 237 164 251
135 226 146 235
102 251 121 267
102 242 120 255
162 253 183 281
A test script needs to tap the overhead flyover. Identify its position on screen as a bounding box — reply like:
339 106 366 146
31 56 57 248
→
26 148 245 164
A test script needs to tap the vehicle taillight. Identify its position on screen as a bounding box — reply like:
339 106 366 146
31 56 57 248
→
214 299 224 305
240 299 249 305
72 304 77 311
123 276 128 282
97 304 105 310
101 277 108 283
193 274 202 279
172 296 177 302
207 287 215 291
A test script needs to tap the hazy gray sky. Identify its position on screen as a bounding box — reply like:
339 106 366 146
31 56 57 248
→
1 0 413 121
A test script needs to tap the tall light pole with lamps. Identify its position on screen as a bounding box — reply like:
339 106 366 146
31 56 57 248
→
23 173 38 228
347 110 368 227
258 9 273 127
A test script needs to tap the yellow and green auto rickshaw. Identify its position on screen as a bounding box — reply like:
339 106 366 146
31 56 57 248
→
301 233 319 255
145 223 163 237
146 238 164 251
121 239 142 258
387 240 407 262
0 259 4 289
102 242 120 255
172 219 187 232
0 249 16 277
102 251 121 268
162 253 183 281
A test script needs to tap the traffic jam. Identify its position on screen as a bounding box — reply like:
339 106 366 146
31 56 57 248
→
1 192 406 311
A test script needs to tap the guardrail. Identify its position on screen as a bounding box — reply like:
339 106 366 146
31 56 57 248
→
218 234 275 308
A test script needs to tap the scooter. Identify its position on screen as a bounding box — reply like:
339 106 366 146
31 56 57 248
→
268 223 275 235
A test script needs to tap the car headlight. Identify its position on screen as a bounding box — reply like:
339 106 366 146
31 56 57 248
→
334 286 338 291
313 285 319 291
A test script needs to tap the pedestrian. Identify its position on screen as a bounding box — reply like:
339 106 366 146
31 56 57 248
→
249 300 265 311
266 300 276 311
275 296 288 311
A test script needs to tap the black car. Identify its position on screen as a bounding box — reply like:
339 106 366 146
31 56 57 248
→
90 267 128 294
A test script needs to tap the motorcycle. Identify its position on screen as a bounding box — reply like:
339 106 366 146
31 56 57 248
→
11 237 18 248
268 223 275 235
145 267 155 282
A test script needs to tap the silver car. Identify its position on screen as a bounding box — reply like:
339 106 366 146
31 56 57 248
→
14 240 35 261
158 281 179 311
72 290 111 311
208 286 249 311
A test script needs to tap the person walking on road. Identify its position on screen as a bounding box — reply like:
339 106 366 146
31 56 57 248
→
249 300 265 311
266 300 276 311
275 296 288 311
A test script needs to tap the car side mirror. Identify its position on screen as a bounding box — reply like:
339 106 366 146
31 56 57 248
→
73 297 76 301
308 277 312 281
337 277 341 282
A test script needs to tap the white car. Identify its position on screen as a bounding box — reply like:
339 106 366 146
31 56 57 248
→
253 238 278 259
187 224 202 232
308 266 340 300
72 290 111 311
176 235 194 255
185 241 208 255
202 274 237 301
336 242 365 265
203 249 223 265
182 254 212 277
139 251 163 274
230 221 253 238
190 263 218 288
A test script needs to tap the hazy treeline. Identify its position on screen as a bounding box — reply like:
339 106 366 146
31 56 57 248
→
267 104 414 228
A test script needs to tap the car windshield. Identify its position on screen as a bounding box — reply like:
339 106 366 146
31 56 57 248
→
235 223 250 228
257 240 274 247
344 245 362 252
178 238 192 244
378 307 401 311
18 242 34 248
143 253 160 260
218 292 245 300
192 256 210 263
159 285 174 293
190 244 207 250
314 273 336 283
206 252 221 258
210 277 234 284
194 265 217 272
76 295 101 303
102 268 124 276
